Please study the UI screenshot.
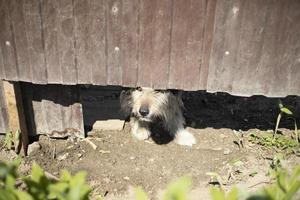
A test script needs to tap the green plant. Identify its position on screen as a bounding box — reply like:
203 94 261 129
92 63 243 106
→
135 177 192 200
0 160 91 200
274 101 298 144
3 130 20 150
248 132 300 155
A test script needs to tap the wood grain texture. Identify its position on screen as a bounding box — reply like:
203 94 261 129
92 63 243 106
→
199 0 217 89
22 84 84 137
23 0 46 84
138 0 172 89
0 81 9 133
74 0 106 84
0 0 18 80
169 0 206 90
43 0 76 84
121 0 139 87
107 0 122 85
207 0 244 94
8 0 32 82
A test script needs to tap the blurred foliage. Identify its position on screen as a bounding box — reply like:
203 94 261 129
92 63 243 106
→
0 160 91 200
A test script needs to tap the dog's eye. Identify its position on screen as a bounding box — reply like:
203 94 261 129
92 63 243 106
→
136 87 143 91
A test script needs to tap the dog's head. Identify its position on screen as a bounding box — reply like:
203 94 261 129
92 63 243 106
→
120 87 175 122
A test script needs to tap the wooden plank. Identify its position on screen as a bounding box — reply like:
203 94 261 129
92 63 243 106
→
138 0 172 89
0 0 18 80
3 81 29 155
0 42 5 79
23 0 47 84
74 0 106 84
207 0 244 93
231 0 270 96
8 0 32 82
199 0 217 90
121 0 139 87
22 84 84 138
169 0 206 90
107 0 122 85
42 0 76 84
286 0 300 96
0 81 9 133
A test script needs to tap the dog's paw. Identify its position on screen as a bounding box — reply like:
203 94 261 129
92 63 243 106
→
133 129 150 140
175 129 196 146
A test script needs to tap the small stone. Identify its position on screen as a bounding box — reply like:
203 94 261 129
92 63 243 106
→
123 176 130 181
149 158 155 162
57 153 69 161
92 120 125 131
223 148 231 155
27 142 41 155
77 153 83 158
130 156 135 160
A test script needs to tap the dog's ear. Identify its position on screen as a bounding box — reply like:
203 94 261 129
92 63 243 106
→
120 89 133 117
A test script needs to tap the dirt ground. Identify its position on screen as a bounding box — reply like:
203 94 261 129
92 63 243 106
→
0 92 300 199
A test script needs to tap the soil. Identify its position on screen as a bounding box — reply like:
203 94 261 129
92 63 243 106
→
0 92 300 200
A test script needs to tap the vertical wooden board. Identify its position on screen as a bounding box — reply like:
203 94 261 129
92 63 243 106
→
138 0 172 89
0 43 5 79
43 0 76 84
42 0 62 83
0 0 18 80
107 0 122 85
23 0 47 84
43 86 63 133
199 0 217 89
71 102 84 136
169 0 206 90
74 0 106 84
207 0 244 93
0 81 9 133
286 1 300 95
231 0 269 96
252 1 288 97
121 0 139 87
8 0 32 82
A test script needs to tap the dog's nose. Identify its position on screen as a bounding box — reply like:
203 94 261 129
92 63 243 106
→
139 106 149 117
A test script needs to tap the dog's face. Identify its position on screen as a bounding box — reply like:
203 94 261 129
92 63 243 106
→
120 87 169 122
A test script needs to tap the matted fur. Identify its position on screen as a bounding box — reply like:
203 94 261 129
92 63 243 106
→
120 87 196 146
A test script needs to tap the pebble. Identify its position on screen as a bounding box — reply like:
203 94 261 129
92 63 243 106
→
223 148 231 155
123 176 130 181
27 142 41 155
57 153 69 161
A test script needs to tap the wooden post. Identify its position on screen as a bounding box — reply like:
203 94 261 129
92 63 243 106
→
3 81 29 156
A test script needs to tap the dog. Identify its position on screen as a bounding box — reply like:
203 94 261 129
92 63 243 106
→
120 87 196 146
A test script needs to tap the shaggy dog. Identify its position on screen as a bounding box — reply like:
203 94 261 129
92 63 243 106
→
120 87 196 146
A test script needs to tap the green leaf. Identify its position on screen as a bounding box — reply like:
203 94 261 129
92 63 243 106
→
163 177 192 200
135 187 148 200
280 107 293 115
210 187 225 200
30 163 44 183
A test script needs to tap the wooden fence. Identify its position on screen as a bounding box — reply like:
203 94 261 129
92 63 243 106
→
1 0 299 96
0 0 300 152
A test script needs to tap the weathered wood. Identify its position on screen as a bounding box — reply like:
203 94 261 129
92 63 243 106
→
74 0 106 84
42 0 76 84
0 0 18 80
121 0 139 87
0 81 9 133
23 0 47 84
138 0 172 89
199 0 217 89
22 84 84 138
3 81 29 155
286 0 300 95
8 0 32 82
207 0 244 94
107 0 122 85
169 0 206 90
